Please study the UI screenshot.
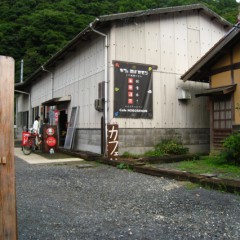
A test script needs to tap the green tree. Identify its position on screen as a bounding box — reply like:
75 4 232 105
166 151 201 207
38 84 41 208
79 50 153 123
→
0 0 239 82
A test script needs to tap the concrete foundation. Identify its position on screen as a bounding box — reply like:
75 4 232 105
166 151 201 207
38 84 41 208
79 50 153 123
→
73 128 210 155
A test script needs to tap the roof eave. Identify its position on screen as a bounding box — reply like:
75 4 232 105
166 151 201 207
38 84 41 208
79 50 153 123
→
181 24 240 82
99 4 231 28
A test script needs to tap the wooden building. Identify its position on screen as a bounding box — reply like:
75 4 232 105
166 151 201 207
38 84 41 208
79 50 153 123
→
181 23 240 150
15 4 232 155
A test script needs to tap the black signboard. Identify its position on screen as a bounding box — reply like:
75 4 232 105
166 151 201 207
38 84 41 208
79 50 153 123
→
113 61 157 119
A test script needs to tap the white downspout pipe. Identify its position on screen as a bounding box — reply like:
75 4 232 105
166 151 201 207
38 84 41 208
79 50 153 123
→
89 21 108 156
20 59 24 83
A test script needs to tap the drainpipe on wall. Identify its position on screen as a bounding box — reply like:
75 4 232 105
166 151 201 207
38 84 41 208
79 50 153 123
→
20 59 24 83
89 20 109 156
41 65 54 99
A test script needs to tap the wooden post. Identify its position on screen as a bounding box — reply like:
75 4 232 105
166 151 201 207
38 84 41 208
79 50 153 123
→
0 56 18 239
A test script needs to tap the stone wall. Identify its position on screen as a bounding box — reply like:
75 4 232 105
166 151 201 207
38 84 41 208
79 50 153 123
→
73 128 210 155
118 128 210 155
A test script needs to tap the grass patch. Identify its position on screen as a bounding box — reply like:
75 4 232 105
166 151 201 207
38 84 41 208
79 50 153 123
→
116 163 133 170
176 155 240 180
183 182 201 190
121 152 140 159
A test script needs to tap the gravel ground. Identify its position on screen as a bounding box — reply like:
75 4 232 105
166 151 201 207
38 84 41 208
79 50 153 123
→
15 157 240 240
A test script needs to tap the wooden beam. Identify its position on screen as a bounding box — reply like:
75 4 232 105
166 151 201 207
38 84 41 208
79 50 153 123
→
0 56 18 240
210 62 240 76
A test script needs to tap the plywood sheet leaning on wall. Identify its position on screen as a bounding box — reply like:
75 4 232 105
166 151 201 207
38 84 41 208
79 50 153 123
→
0 55 18 239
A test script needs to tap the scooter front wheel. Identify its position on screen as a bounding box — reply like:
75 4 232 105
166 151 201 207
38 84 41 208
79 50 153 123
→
22 139 33 155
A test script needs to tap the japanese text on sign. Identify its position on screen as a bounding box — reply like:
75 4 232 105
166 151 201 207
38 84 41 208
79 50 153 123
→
107 124 119 160
113 61 157 119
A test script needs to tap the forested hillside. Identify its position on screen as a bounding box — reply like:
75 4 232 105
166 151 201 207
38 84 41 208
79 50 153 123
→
0 0 239 81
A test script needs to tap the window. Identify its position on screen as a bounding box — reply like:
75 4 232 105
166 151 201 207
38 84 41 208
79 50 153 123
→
213 95 232 129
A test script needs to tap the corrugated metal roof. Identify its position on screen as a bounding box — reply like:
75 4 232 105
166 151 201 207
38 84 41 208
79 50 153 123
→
181 23 240 82
15 4 232 89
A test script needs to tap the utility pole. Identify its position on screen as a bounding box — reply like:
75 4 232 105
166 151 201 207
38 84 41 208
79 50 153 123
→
0 56 18 239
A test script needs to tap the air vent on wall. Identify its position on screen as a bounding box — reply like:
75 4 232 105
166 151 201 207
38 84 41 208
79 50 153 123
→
94 99 104 112
178 88 191 100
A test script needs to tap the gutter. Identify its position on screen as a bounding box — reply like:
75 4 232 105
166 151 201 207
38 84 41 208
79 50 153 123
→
89 19 109 156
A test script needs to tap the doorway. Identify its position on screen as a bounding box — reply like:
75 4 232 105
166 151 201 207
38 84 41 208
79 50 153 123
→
58 110 68 147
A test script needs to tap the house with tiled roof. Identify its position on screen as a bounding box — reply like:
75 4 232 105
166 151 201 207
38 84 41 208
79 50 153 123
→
181 22 240 150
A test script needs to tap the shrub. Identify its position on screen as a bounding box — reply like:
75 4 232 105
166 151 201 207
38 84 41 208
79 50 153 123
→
144 139 189 157
155 139 188 155
221 133 240 164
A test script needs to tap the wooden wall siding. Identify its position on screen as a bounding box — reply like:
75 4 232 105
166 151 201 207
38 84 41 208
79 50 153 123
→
209 41 240 125
199 13 214 55
29 37 105 128
233 43 240 125
233 42 240 124
235 70 240 124
211 71 232 88
31 75 52 107
174 13 188 74
17 94 29 112
212 54 231 69
109 11 226 129
233 42 240 63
